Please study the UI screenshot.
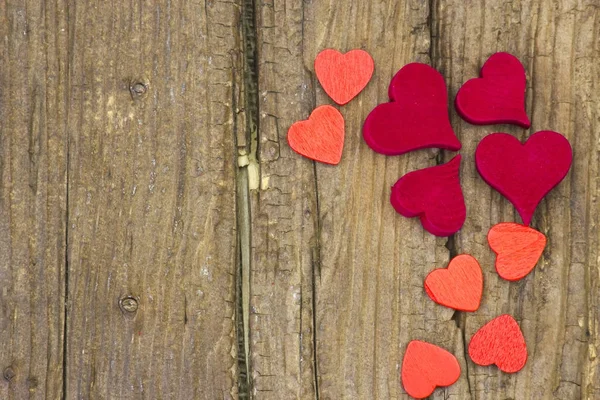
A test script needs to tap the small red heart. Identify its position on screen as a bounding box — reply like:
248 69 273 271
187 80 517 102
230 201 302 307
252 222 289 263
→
287 105 344 165
314 49 374 105
401 340 461 399
456 52 530 128
488 223 547 281
391 155 465 236
363 63 461 155
468 314 527 373
475 131 572 225
424 254 483 312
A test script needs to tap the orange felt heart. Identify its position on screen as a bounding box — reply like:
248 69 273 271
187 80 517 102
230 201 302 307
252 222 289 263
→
468 314 527 373
488 222 546 281
287 105 344 165
401 340 461 399
424 254 483 312
314 49 374 105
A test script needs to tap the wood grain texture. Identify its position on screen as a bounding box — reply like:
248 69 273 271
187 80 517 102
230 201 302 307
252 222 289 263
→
1 0 599 399
436 0 600 398
0 0 68 398
65 1 239 398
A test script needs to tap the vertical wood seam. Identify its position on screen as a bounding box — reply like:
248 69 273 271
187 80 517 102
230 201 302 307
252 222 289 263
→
237 0 260 397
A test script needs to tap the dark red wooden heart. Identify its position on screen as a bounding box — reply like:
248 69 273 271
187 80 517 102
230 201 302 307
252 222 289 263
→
363 63 461 155
468 314 527 373
424 254 483 312
391 155 465 236
475 131 572 225
401 340 461 399
455 52 530 127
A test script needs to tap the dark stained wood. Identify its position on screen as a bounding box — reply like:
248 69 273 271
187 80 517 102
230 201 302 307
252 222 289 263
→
0 1 68 398
64 1 240 398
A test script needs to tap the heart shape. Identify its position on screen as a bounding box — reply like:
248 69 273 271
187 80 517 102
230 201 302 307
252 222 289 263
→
424 254 483 312
468 314 527 373
363 63 461 155
455 52 530 127
475 131 572 225
401 340 461 399
488 223 547 281
391 155 465 236
314 49 374 105
287 105 344 165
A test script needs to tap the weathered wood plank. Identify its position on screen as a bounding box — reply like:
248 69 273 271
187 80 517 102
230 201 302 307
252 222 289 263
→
251 0 600 399
435 0 600 399
304 1 469 399
250 1 468 399
249 0 319 398
0 1 68 398
65 1 240 398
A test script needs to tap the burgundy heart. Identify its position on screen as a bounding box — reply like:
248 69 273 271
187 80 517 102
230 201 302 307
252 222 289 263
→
475 131 572 225
455 52 530 128
391 155 466 236
363 63 461 155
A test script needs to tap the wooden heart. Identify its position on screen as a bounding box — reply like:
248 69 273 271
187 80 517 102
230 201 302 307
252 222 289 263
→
287 105 344 165
455 52 530 127
401 340 461 399
468 314 527 373
391 155 465 236
424 254 483 312
314 49 374 105
488 223 547 281
363 63 461 155
475 131 572 225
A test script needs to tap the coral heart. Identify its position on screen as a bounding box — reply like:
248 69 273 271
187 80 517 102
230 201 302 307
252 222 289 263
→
314 49 374 105
287 105 344 165
363 63 461 155
391 155 465 236
488 223 547 281
455 52 530 128
468 314 527 373
401 340 461 399
424 254 483 312
475 131 572 225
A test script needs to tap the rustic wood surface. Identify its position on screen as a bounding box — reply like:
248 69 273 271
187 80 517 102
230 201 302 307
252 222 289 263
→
0 0 598 399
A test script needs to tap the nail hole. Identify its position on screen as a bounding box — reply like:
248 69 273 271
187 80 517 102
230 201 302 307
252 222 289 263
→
129 82 147 98
120 296 139 313
3 367 15 382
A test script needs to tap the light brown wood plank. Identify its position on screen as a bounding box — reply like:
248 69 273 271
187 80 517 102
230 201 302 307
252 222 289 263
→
251 1 469 399
304 1 469 399
249 0 319 398
435 0 600 399
0 1 68 398
65 1 241 398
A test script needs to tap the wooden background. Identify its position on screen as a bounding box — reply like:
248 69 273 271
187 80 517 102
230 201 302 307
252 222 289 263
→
0 0 598 399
